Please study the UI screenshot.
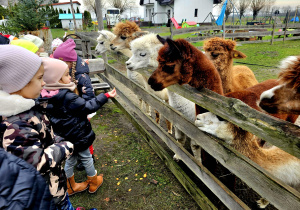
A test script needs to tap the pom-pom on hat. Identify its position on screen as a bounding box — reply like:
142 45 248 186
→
53 39 77 62
42 57 68 84
0 45 42 93
51 38 63 51
11 39 39 53
20 34 44 48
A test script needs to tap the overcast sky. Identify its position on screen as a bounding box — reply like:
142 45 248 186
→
275 0 300 7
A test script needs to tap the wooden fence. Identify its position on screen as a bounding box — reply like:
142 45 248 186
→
89 51 300 210
158 23 300 44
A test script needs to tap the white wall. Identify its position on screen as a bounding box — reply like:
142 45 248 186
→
174 0 213 23
61 19 83 29
52 3 81 14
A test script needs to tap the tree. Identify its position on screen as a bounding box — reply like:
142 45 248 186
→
107 0 137 14
223 0 236 21
0 5 8 18
82 0 106 16
250 0 275 20
68 8 71 14
236 0 250 19
76 7 80 13
83 10 92 29
2 0 48 32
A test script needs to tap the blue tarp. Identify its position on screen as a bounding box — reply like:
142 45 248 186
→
290 17 299 22
216 0 228 26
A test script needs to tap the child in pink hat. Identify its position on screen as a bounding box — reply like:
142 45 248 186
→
40 57 116 196
54 38 97 170
50 38 63 58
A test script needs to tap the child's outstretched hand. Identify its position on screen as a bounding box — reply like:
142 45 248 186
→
107 88 117 98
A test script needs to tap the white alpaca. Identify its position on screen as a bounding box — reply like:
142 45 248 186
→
95 30 116 54
127 33 199 162
195 112 300 208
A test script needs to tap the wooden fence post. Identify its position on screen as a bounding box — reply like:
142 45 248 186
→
270 19 276 45
283 11 290 43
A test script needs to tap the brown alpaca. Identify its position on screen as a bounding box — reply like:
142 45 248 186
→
260 55 300 115
110 21 148 51
149 38 300 208
203 37 258 93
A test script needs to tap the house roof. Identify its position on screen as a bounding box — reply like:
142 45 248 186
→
59 13 82 20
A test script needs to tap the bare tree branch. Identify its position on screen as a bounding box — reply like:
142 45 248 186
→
236 0 250 19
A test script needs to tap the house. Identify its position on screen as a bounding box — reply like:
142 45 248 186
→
49 1 81 14
140 0 216 25
59 13 83 29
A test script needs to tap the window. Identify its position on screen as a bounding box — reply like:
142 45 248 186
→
194 9 198 17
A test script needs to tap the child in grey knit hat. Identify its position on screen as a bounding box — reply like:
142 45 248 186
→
0 45 76 209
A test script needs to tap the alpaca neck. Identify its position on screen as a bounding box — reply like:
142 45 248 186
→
189 48 224 95
218 59 234 94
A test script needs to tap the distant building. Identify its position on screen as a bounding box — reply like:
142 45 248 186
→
140 0 214 25
59 13 83 29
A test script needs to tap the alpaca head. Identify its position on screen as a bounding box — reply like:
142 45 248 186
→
126 34 164 70
203 37 246 73
95 30 116 54
110 21 148 51
148 38 197 91
259 56 300 114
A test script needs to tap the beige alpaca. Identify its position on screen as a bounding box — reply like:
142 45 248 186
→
203 37 258 94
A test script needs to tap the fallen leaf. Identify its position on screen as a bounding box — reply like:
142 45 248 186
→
135 174 138 177
151 179 158 185
128 189 131 192
117 182 121 185
140 178 143 180
143 173 147 178
125 177 128 180
104 197 110 202
116 178 119 180
136 160 138 163
172 191 181 197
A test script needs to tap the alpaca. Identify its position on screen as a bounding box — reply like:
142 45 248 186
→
203 37 258 93
148 38 299 208
95 30 116 54
110 21 148 51
260 55 300 115
111 23 171 133
127 33 196 161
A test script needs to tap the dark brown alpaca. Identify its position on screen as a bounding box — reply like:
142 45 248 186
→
148 38 223 115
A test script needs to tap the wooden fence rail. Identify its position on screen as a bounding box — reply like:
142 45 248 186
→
93 53 300 209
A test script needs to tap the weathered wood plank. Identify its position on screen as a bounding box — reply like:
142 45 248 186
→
100 64 300 209
96 73 248 210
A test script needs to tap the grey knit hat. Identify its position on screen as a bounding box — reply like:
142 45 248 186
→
0 45 42 93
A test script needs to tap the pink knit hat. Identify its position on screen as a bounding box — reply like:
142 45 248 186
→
53 39 77 61
42 57 68 84
0 45 42 93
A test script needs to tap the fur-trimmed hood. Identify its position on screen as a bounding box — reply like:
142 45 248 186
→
0 90 35 117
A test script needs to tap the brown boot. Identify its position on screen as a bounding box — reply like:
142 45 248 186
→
87 171 103 193
67 174 89 196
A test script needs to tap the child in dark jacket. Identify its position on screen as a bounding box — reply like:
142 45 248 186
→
54 39 97 171
0 45 74 209
39 58 116 195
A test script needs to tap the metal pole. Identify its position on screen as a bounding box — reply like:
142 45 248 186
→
283 10 290 43
222 18 225 39
95 0 107 63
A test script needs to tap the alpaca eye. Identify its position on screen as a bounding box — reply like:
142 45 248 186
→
162 65 175 73
100 42 104 45
211 52 219 58
140 53 146 57
121 36 127 40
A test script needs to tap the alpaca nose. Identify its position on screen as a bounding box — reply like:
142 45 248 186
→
110 44 113 46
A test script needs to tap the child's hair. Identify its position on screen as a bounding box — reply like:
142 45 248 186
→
0 45 42 93
71 62 77 85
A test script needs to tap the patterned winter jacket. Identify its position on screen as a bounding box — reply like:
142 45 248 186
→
39 89 108 153
0 90 74 205
73 55 95 101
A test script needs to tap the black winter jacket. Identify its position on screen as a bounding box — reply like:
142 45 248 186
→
0 148 55 210
41 89 108 153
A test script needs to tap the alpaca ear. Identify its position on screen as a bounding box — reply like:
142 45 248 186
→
231 50 246 59
132 31 149 39
166 38 181 58
99 31 108 39
157 35 166 44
